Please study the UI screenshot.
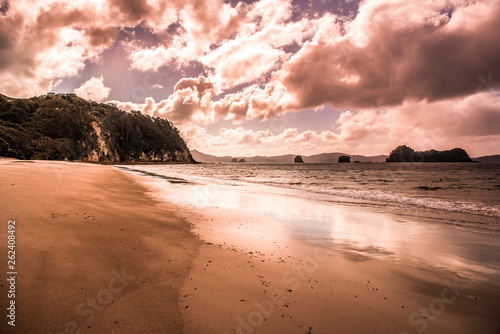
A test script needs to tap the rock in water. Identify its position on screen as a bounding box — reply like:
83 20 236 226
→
338 155 351 163
294 155 304 163
385 145 473 162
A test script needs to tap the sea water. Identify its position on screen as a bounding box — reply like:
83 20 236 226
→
118 162 500 281
122 163 500 234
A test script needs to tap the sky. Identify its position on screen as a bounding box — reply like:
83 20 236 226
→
1 0 499 157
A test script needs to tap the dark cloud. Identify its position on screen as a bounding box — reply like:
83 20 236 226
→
453 106 500 136
110 0 152 21
85 27 119 47
0 10 31 71
0 1 9 16
35 5 88 29
281 0 500 110
292 0 361 19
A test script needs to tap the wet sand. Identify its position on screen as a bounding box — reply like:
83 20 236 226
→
0 160 499 333
175 209 500 334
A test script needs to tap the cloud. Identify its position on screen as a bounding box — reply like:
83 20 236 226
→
126 0 320 90
109 0 153 21
181 125 322 156
324 91 500 155
181 123 364 157
0 0 121 97
213 80 295 121
280 0 500 110
193 0 500 124
85 26 119 47
112 76 217 123
74 76 111 102
182 90 500 157
202 14 321 89
127 0 249 71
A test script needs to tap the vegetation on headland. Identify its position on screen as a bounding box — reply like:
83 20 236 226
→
0 94 194 163
386 145 473 162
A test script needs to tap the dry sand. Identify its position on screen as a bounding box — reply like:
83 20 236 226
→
0 160 200 333
0 160 499 334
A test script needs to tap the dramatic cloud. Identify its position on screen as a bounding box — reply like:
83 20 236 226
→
326 91 500 155
112 76 216 123
280 0 500 110
127 0 248 71
74 76 111 102
0 0 120 97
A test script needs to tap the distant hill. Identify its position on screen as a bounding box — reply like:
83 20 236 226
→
190 150 387 163
474 155 500 163
0 93 194 163
386 145 473 162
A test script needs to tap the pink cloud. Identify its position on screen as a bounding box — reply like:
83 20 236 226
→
0 0 124 97
193 0 500 126
127 0 249 71
280 0 500 110
73 76 111 102
112 76 217 124
181 123 366 157
322 90 500 156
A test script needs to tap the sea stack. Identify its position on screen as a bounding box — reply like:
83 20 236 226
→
338 155 351 163
294 155 304 163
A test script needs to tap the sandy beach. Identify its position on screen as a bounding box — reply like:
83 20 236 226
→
1 161 499 334
0 160 200 333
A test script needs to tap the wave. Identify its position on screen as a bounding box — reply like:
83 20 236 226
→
123 165 500 222
414 186 442 191
258 181 500 219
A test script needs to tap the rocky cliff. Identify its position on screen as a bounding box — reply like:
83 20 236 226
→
0 94 194 163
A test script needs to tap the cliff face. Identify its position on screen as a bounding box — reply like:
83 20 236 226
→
0 94 195 163
386 145 473 162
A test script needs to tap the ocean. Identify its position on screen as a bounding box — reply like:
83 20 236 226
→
120 162 500 235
